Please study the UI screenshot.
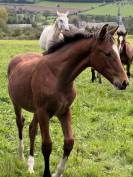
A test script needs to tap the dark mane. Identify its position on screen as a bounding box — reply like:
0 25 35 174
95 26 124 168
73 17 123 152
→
47 32 94 54
46 30 114 54
117 30 127 36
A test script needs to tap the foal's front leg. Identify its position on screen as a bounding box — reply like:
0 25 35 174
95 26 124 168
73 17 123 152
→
127 64 131 78
52 109 74 177
37 107 52 177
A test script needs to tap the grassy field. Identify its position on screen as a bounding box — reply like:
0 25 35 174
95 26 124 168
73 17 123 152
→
36 1 100 8
1 38 133 177
37 1 133 17
83 3 133 17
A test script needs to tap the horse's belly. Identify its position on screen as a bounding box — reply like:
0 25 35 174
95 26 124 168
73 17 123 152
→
8 67 35 112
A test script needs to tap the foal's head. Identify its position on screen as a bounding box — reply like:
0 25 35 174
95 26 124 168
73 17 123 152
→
90 25 128 89
117 30 127 54
56 11 69 31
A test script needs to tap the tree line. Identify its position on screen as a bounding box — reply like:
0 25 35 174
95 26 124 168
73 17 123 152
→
0 0 124 3
38 0 124 2
0 0 36 3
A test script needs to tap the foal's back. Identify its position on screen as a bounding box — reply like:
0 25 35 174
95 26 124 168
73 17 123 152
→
8 53 42 76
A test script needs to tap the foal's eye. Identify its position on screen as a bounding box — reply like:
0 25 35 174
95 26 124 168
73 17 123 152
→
105 52 111 57
60 19 63 23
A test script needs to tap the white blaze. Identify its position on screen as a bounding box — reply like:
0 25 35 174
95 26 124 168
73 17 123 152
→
118 36 123 53
112 44 120 59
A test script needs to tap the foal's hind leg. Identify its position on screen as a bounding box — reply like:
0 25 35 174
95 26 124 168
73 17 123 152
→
28 114 38 173
14 105 25 160
52 109 74 177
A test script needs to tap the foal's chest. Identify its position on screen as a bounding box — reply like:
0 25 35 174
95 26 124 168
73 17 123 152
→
56 96 71 114
48 91 76 116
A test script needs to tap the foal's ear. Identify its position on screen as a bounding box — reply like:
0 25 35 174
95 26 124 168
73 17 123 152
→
99 24 109 41
57 11 61 16
109 26 119 36
66 11 69 16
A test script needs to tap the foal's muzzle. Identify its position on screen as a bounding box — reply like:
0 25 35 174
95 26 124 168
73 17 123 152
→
65 29 70 32
113 80 129 90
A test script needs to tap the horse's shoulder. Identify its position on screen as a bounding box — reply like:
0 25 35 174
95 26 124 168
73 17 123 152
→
125 43 133 59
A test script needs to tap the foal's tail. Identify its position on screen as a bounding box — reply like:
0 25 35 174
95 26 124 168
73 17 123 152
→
8 56 22 77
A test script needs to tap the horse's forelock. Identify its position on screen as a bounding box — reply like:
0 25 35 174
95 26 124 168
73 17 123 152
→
117 31 127 36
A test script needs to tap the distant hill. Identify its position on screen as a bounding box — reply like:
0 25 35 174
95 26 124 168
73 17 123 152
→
0 0 35 3
39 0 121 2
0 0 122 3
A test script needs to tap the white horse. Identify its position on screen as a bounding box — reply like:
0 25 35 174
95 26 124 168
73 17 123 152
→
39 11 70 51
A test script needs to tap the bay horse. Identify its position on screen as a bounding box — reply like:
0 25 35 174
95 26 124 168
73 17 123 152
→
39 11 69 50
8 24 129 177
117 30 133 78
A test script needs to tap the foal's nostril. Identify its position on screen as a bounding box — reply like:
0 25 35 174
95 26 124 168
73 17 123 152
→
122 80 129 88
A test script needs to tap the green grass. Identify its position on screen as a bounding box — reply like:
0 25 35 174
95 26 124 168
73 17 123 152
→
83 3 133 17
36 1 100 9
1 38 133 177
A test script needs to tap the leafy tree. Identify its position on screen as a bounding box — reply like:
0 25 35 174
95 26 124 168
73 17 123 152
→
0 7 8 30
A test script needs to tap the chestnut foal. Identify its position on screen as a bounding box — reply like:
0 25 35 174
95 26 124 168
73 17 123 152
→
8 24 128 177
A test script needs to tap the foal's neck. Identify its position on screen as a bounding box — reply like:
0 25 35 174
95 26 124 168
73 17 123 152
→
53 21 61 39
56 39 94 88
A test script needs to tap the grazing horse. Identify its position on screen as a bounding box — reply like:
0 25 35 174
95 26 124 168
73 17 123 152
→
39 11 69 50
8 25 128 177
117 30 133 78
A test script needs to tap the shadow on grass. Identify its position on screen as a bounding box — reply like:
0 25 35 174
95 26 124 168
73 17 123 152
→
0 97 10 104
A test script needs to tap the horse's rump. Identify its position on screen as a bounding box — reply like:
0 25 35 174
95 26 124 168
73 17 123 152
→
8 53 42 77
126 43 133 60
8 53 43 112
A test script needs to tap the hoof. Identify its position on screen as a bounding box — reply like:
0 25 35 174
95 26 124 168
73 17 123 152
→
28 169 34 174
52 174 63 177
43 174 51 177
19 155 25 161
28 155 34 174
